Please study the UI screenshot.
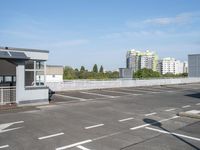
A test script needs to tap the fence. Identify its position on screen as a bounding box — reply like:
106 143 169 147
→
47 78 200 91
0 86 16 105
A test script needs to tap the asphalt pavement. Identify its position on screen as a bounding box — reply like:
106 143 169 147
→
0 83 200 150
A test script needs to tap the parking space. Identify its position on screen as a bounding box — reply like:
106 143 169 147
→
0 83 200 150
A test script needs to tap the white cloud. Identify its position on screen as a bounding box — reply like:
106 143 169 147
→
127 12 200 27
100 30 164 39
144 12 200 25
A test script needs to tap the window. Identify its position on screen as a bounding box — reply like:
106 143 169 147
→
25 60 45 87
25 60 34 69
5 76 12 82
0 76 3 83
36 61 44 69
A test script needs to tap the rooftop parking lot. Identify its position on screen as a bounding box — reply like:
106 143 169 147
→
0 83 200 150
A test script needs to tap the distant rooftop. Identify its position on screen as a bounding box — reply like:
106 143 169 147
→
0 46 49 53
47 65 64 68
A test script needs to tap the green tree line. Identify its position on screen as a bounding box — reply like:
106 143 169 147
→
64 64 119 80
133 68 188 79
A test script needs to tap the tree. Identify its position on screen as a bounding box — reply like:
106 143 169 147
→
93 64 98 73
99 65 104 73
63 66 76 79
133 68 161 79
80 66 85 71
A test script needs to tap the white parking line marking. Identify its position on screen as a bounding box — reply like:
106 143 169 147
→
146 127 200 141
85 124 104 129
0 145 9 149
130 116 179 130
0 127 23 133
118 117 134 122
38 132 64 140
196 103 200 105
56 139 92 150
165 108 176 112
130 124 149 130
77 145 90 150
92 132 121 141
102 90 137 95
145 112 157 116
120 88 148 93
80 91 116 98
182 105 191 108
55 94 89 101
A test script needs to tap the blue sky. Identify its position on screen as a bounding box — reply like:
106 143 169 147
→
0 0 200 70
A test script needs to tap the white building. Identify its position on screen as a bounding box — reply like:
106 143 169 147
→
161 57 187 75
0 46 49 105
46 65 63 82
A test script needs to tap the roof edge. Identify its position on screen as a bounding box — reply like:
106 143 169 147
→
0 46 49 53
47 65 64 68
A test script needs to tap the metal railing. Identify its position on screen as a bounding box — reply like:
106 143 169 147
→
0 86 16 105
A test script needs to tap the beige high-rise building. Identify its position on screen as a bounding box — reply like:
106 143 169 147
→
126 49 158 72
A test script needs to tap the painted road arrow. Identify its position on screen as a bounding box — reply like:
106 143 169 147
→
0 121 24 133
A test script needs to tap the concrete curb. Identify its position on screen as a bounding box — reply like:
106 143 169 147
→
178 112 200 119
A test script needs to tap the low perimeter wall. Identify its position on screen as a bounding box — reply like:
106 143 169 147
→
47 78 200 92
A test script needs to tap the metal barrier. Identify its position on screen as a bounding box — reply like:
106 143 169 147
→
0 86 16 105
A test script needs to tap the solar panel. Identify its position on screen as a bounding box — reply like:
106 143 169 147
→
0 51 10 57
0 50 29 59
9 51 28 59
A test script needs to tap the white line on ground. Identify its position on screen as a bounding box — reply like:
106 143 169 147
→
0 145 9 149
56 140 92 150
196 103 200 105
38 132 64 140
118 117 134 122
80 91 116 98
102 90 138 95
0 121 24 133
134 88 163 92
77 145 91 150
130 124 149 130
145 127 200 141
55 94 89 101
92 132 121 141
85 124 104 129
0 121 24 130
145 112 157 116
0 127 23 133
165 108 176 112
130 116 179 130
182 105 191 108
121 88 149 93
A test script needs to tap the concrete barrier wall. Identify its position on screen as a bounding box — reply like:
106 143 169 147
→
46 78 200 91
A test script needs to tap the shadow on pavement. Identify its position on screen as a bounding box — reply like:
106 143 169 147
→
120 118 199 150
143 118 200 150
185 93 200 99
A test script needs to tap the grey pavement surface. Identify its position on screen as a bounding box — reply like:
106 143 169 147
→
0 83 200 150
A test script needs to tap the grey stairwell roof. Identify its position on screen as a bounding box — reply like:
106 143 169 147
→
0 50 29 60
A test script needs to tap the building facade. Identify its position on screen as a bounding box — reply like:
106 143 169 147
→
160 57 188 75
188 54 200 77
0 46 49 105
126 49 158 72
46 65 63 82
